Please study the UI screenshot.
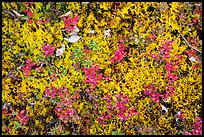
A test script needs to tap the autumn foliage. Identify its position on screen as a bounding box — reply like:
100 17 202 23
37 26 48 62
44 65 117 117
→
2 2 202 135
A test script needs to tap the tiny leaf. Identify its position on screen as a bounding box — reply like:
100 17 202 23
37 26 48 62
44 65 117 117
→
14 121 21 127
12 111 15 117
20 126 27 129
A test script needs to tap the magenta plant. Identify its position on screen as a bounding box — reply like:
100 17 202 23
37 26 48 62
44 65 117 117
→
144 84 162 103
144 39 181 104
110 42 127 64
63 15 79 33
16 110 29 126
44 86 80 124
83 62 111 89
191 116 202 135
185 49 196 57
42 43 56 58
23 9 34 18
24 2 34 7
22 58 35 76
2 104 29 131
143 83 175 103
96 93 138 124
49 71 58 81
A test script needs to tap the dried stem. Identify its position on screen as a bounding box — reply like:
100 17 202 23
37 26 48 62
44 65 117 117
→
12 10 24 17
2 120 10 132
180 33 202 53
20 97 35 122
72 122 76 133
5 9 16 17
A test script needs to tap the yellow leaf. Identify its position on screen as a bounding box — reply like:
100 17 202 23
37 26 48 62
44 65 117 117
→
112 96 118 102
35 2 43 10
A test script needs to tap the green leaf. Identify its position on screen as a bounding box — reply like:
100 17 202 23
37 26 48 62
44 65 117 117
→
49 69 53 74
14 121 21 127
52 98 59 103
47 57 51 61
62 69 67 77
20 126 27 129
46 4 51 10
112 131 116 135
12 111 15 117
19 2 25 8
19 16 30 19
61 130 68 135
42 4 46 13
112 129 125 135
14 126 21 130
35 2 43 10
116 129 120 134
19 6 26 13
89 41 101 51
74 53 78 59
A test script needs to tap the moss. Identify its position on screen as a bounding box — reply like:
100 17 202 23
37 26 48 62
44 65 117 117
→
2 2 202 135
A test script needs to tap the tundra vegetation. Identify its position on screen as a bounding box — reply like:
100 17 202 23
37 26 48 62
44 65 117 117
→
2 2 202 135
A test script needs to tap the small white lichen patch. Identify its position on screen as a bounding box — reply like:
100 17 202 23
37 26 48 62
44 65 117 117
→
64 35 82 43
82 2 89 4
88 30 95 34
161 105 168 113
59 10 71 18
56 43 66 56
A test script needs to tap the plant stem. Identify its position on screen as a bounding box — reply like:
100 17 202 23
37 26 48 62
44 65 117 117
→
180 33 202 53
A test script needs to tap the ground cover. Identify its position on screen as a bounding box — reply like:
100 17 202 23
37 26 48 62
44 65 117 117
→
2 2 202 135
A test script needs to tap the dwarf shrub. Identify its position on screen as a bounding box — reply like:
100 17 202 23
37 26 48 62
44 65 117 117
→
2 2 202 135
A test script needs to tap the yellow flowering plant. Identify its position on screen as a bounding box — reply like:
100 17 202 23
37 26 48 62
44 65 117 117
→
2 2 202 135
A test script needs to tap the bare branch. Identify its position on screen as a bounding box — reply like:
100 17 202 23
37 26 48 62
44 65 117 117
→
12 10 24 17
5 10 16 17
180 33 202 53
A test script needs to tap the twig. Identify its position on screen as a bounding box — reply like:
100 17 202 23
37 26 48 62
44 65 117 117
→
2 95 47 132
46 119 58 127
17 60 25 70
20 97 36 122
61 29 67 32
35 63 44 70
180 33 202 53
12 10 24 17
5 10 16 17
47 131 53 135
2 120 10 132
2 41 14 52
5 9 28 20
72 121 76 133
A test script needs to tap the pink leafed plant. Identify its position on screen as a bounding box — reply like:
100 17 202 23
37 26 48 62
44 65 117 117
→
25 2 34 7
63 15 79 33
42 44 56 58
110 42 127 64
22 58 35 76
83 63 111 89
17 110 29 126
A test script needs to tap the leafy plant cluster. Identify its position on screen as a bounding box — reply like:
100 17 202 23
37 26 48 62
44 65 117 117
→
2 2 202 135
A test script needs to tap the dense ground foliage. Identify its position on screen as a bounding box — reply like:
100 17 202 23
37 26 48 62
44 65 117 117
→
2 2 202 135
